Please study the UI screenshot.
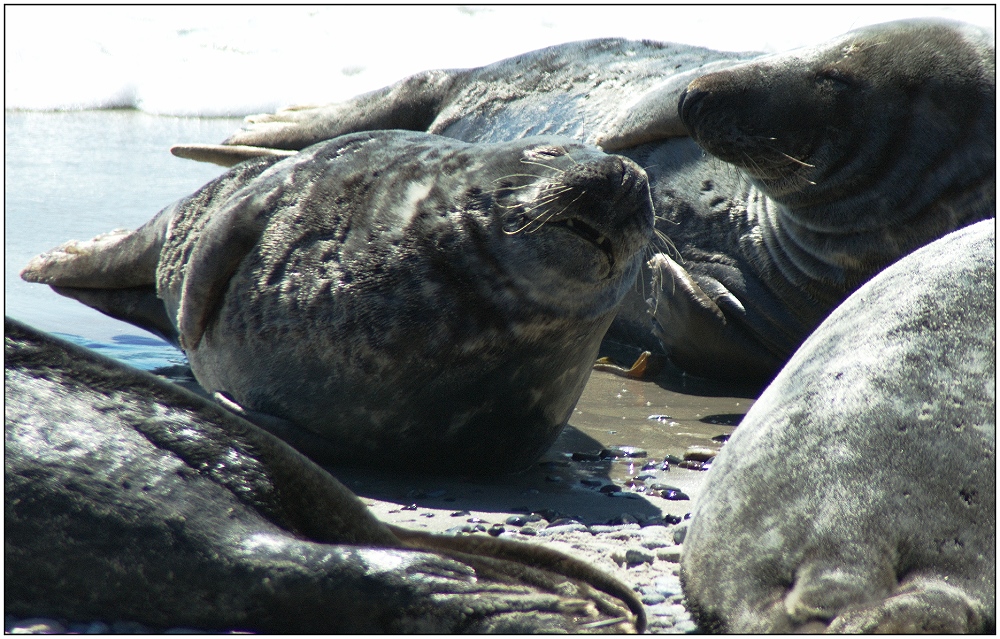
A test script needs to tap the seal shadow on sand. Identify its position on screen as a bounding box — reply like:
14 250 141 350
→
130 335 756 525
162 357 671 525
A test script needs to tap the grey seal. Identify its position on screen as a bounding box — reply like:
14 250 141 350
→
679 219 995 633
179 19 995 383
5 316 646 633
22 131 654 474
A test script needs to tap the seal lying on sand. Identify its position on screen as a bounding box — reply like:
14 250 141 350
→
680 219 996 633
22 131 654 474
178 19 995 383
5 316 645 633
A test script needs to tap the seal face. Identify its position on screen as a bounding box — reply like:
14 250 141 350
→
5 317 645 632
23 131 654 474
679 220 996 633
175 19 995 384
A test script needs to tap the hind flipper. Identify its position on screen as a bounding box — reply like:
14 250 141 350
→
51 285 180 347
170 144 296 168
21 210 170 289
171 69 460 162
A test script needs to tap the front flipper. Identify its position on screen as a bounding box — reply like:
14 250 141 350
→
648 253 780 383
183 69 460 160
173 172 292 350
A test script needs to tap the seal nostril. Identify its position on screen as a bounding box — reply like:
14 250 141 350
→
678 86 709 126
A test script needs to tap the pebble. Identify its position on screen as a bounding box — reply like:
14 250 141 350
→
449 510 471 517
571 451 602 462
504 515 527 526
487 524 505 536
682 446 718 462
700 413 744 425
598 484 621 494
640 517 670 528
608 491 643 499
546 517 582 528
678 460 707 471
611 547 655 566
653 576 684 598
8 619 66 634
600 446 647 459
533 508 564 521
656 547 683 563
605 513 640 526
519 527 537 536
656 488 690 501
401 503 418 511
673 524 689 544
536 522 589 536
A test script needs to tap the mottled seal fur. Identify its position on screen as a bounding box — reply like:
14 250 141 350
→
22 131 654 474
5 316 645 633
679 220 995 633
179 19 995 383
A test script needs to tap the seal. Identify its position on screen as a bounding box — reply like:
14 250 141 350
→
177 19 995 383
5 316 646 633
679 219 995 633
22 131 654 474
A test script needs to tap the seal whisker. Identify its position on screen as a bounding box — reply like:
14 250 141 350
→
519 159 568 174
523 190 589 234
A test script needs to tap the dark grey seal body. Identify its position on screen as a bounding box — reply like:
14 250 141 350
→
5 316 645 633
180 19 995 383
22 131 654 474
679 220 996 633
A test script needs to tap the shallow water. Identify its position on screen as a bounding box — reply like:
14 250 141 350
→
5 111 238 352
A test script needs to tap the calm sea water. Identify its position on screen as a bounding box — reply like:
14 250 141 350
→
5 111 239 367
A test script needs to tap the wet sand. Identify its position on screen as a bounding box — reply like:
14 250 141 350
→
323 359 759 633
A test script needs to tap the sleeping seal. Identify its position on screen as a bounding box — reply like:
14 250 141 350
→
22 131 654 474
179 19 995 383
680 219 995 633
5 316 645 633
